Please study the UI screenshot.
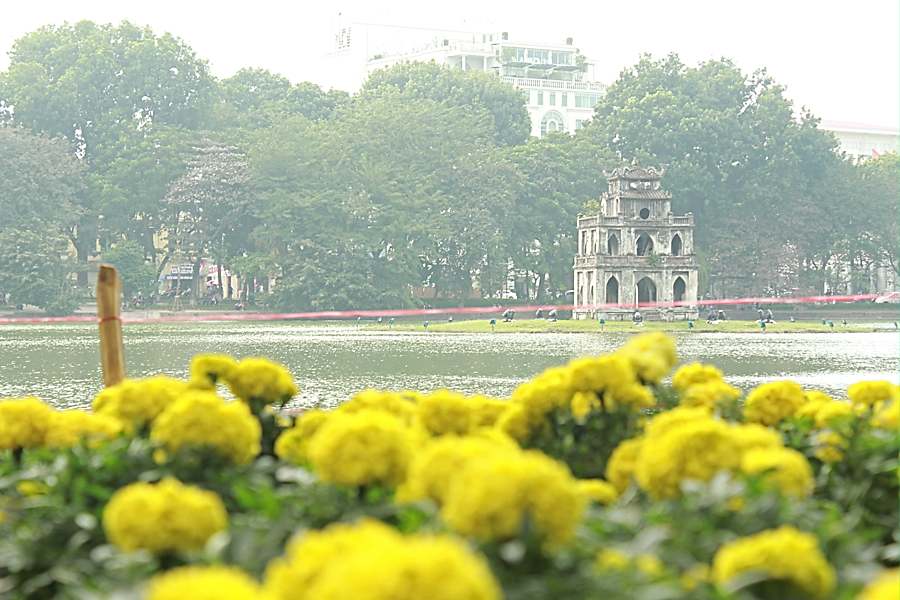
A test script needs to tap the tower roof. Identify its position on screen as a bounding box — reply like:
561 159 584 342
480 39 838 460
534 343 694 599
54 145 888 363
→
606 165 665 181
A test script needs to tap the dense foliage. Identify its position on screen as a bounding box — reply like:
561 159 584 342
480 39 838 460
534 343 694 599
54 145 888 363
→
0 334 896 599
0 22 894 312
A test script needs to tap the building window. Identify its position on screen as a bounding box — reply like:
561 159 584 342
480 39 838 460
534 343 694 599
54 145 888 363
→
575 119 586 130
575 93 600 108
561 94 567 107
537 91 543 105
549 93 556 106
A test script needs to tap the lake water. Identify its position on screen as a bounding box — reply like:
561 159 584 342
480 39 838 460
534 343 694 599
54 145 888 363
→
0 322 897 409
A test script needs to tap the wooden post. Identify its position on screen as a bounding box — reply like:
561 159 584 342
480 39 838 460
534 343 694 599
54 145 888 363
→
97 265 125 387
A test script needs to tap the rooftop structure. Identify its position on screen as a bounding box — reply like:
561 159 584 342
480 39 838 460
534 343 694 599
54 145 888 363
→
325 22 606 136
819 120 899 161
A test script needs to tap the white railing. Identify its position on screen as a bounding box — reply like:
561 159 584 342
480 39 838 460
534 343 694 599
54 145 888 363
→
502 76 607 92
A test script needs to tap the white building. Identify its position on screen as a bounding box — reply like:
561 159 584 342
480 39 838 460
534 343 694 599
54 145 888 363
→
819 120 899 161
325 23 606 137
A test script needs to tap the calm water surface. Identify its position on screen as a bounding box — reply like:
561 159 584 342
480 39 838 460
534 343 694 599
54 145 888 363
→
0 322 897 409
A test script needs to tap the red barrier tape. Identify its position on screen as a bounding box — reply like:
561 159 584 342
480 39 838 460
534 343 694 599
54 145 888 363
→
0 292 895 326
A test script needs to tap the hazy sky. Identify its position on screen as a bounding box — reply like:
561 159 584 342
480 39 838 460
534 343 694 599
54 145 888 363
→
2 0 898 127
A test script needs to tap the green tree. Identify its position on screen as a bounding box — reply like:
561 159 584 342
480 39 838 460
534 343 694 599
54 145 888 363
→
102 240 159 302
503 135 616 300
583 54 846 296
0 230 74 313
0 21 215 281
362 62 531 146
857 153 900 278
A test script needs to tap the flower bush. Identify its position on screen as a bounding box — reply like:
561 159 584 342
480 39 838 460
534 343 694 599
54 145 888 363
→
0 337 896 599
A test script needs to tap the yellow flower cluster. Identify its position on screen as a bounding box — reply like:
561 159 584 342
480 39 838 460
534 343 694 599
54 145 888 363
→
102 478 227 553
712 526 836 599
0 397 55 449
146 566 263 600
274 409 330 464
265 520 501 600
621 407 808 499
150 390 261 465
401 433 584 545
307 410 416 487
92 376 189 431
44 409 121 448
743 380 807 426
795 394 854 428
857 569 899 600
502 332 672 439
671 362 724 392
872 400 898 430
189 354 238 388
848 380 900 408
577 479 619 505
416 390 508 435
740 447 814 497
227 357 298 406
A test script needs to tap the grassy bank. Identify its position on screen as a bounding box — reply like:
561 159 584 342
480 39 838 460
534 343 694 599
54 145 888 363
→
368 318 878 334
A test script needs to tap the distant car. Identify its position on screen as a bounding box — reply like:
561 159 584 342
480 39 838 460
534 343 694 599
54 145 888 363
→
501 290 518 300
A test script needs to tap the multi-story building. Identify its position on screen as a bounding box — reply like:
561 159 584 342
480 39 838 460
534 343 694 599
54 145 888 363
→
819 120 899 162
326 23 606 136
573 165 699 320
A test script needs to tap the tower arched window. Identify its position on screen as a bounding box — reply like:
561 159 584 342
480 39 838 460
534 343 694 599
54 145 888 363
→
671 234 683 256
636 233 654 256
607 234 619 256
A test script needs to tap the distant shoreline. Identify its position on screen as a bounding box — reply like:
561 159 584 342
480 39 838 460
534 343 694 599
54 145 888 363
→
366 318 883 334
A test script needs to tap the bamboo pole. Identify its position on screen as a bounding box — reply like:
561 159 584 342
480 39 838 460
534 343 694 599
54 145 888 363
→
97 265 126 387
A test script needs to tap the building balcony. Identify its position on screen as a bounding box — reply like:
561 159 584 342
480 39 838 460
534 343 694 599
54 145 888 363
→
577 214 695 228
574 254 698 269
501 76 607 92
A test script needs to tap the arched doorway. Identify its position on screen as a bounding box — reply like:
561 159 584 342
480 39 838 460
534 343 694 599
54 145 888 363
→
636 233 654 256
671 234 683 256
606 276 619 304
636 277 657 305
673 277 686 303
607 234 619 256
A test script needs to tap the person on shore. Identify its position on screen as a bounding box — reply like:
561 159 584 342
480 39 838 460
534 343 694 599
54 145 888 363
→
790 316 796 323
489 318 496 332
389 317 395 329
448 316 453 323
502 309 515 323
598 312 606 330
717 309 726 321
632 310 643 326
535 308 543 319
759 319 766 332
765 308 774 323
424 321 430 331
548 309 558 322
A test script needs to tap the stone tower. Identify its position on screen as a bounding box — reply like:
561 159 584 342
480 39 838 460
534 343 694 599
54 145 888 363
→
573 165 698 320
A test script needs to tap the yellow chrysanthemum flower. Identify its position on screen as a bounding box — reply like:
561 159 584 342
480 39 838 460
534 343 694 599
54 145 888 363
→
495 403 530 442
672 362 724 392
440 450 584 545
103 478 227 553
308 410 414 487
398 434 517 504
416 389 476 436
680 380 741 410
338 389 418 424
189 354 238 389
712 526 836 599
577 479 618 505
731 423 783 452
150 391 261 465
274 410 330 465
225 357 298 406
469 396 509 428
619 332 678 384
146 566 262 600
848 380 900 408
857 569 899 600
643 406 712 440
570 390 600 422
813 430 847 463
812 401 854 428
265 520 500 600
44 410 122 448
743 380 806 426
606 437 644 493
0 397 55 449
92 376 189 431
740 447 814 497
872 401 898 430
636 417 741 499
